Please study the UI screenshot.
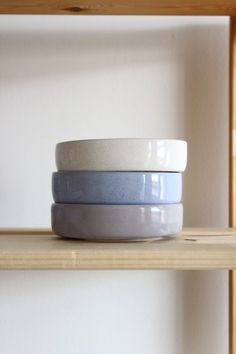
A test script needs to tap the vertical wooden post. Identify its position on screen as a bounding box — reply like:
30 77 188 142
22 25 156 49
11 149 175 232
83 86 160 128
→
229 16 236 354
230 271 236 354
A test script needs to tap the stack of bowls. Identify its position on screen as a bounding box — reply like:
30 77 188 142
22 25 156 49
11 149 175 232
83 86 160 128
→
51 139 187 241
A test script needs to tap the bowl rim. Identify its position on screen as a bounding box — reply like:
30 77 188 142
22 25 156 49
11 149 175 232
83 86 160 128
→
56 138 187 146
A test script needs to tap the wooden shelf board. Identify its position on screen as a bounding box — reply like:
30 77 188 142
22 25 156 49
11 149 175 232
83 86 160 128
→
0 228 236 270
0 0 236 16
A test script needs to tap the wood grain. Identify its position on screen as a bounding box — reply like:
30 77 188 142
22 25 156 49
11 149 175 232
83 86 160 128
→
230 16 236 354
0 0 236 15
0 228 236 270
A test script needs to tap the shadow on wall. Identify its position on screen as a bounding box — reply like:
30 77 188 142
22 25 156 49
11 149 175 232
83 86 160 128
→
183 270 228 354
182 25 228 228
181 27 228 353
0 21 229 354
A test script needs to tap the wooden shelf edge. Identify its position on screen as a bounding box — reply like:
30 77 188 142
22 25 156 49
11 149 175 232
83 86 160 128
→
0 1 236 16
0 228 235 270
0 227 234 235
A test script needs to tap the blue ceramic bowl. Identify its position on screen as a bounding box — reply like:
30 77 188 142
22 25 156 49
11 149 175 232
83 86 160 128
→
52 171 182 204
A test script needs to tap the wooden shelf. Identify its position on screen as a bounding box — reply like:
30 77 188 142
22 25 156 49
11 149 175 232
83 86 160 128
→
0 0 236 16
0 228 236 270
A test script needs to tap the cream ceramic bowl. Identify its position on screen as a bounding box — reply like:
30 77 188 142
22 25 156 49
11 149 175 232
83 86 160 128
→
56 139 187 172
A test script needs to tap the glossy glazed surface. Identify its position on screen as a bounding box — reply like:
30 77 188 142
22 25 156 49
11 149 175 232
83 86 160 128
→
51 204 183 240
56 139 187 172
52 171 182 204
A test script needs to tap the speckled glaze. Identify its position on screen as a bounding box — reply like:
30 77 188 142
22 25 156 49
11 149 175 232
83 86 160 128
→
56 139 187 172
52 171 182 204
51 204 183 241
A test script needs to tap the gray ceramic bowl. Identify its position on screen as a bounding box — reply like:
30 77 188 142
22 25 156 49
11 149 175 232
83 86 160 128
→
51 204 183 241
52 171 182 204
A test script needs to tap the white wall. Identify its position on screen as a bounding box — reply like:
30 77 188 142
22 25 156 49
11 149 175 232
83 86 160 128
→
0 16 229 354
